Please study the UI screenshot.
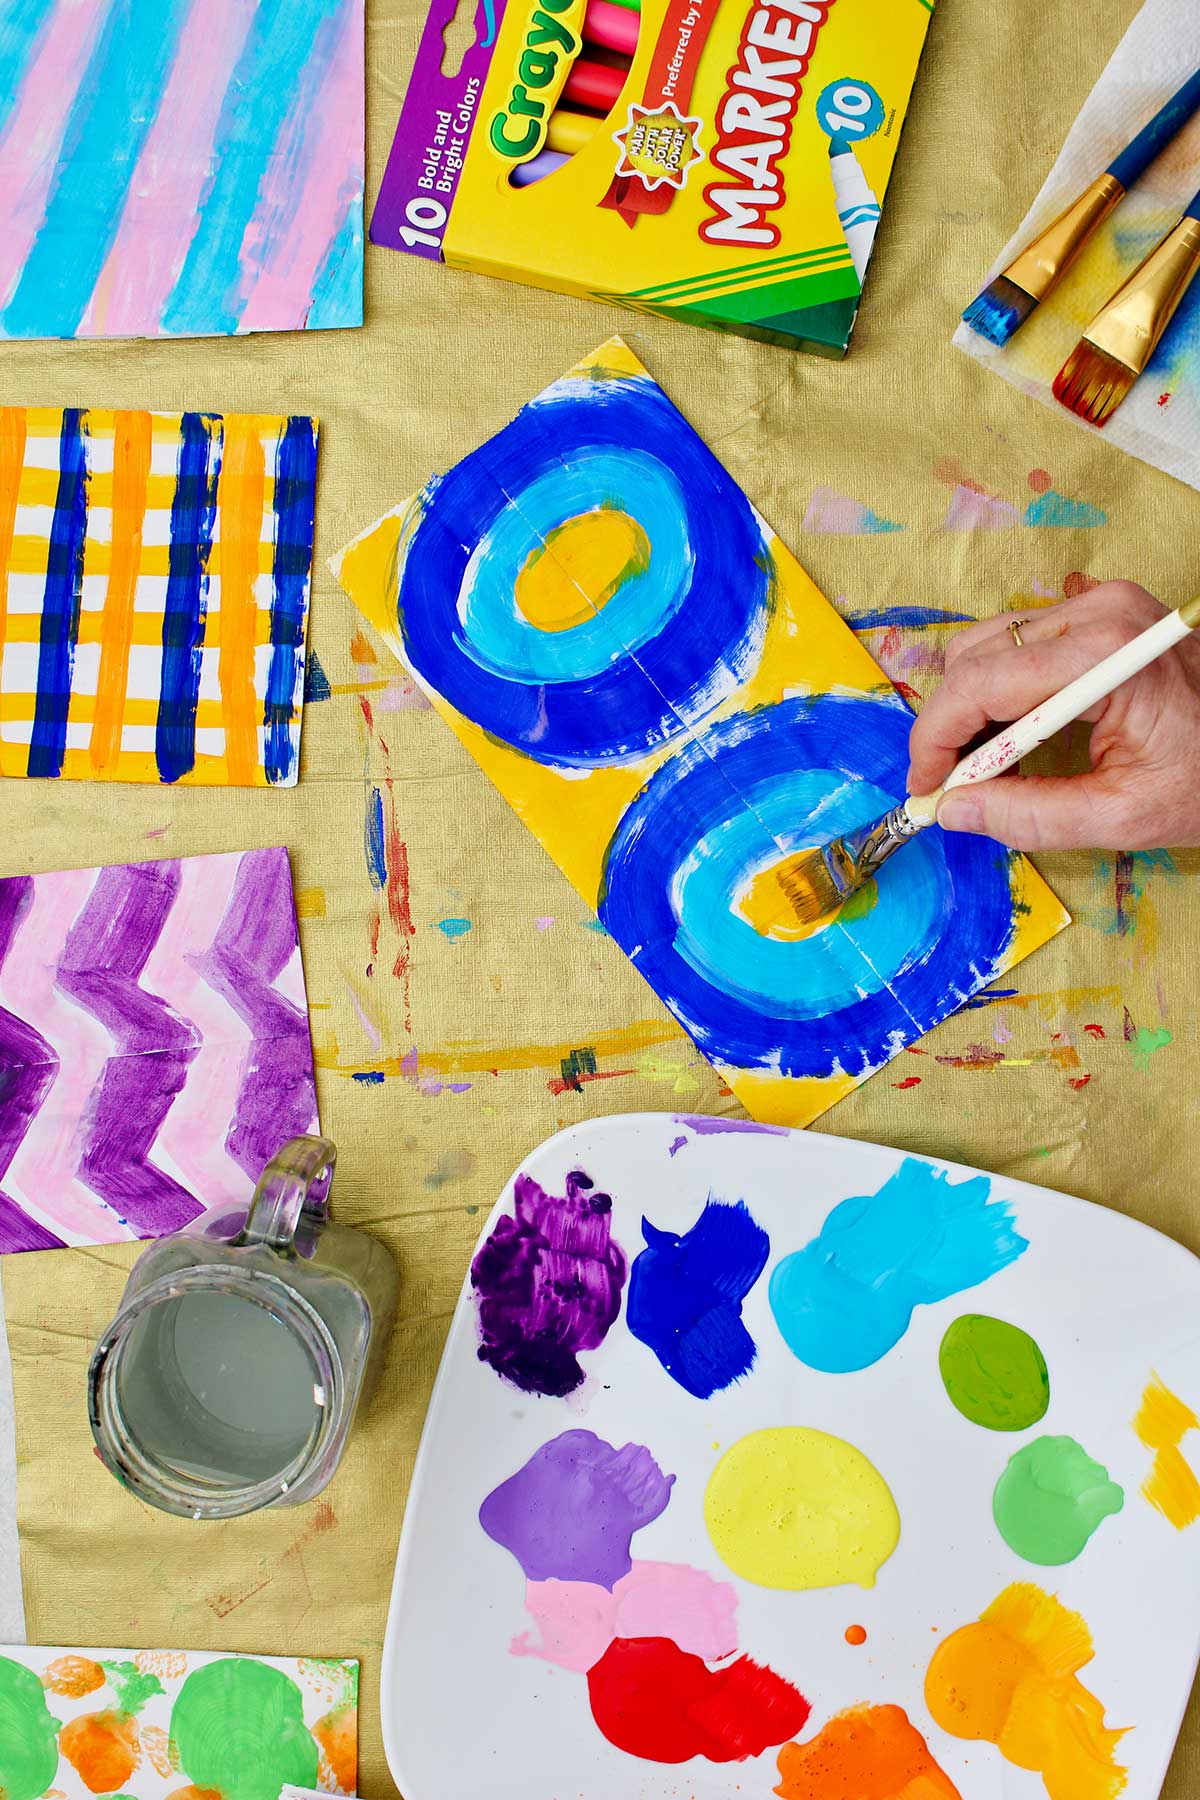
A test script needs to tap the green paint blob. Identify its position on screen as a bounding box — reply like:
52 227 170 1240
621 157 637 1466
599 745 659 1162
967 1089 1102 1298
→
1130 1026 1172 1072
993 1434 1124 1565
939 1314 1049 1431
171 1658 318 1800
100 1658 164 1714
0 1654 62 1800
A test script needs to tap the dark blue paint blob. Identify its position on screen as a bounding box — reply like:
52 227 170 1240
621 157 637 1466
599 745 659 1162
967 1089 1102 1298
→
628 1199 770 1398
351 1070 385 1084
598 695 1018 1078
303 649 332 702
391 374 770 766
365 785 387 889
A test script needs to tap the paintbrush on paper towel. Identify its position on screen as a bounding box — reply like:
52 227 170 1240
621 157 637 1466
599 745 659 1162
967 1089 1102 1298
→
777 594 1200 924
1054 185 1200 423
962 64 1200 346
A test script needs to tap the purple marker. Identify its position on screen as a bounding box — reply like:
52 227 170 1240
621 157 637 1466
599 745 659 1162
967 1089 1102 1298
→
510 149 570 188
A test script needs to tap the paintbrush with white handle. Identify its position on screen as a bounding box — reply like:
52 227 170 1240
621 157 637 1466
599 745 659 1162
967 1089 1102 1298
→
778 594 1200 924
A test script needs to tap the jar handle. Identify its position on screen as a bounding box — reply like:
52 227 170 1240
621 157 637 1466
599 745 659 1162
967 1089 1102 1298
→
242 1135 338 1254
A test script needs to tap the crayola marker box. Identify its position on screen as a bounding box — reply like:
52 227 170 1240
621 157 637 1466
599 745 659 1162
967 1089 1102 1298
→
372 0 934 355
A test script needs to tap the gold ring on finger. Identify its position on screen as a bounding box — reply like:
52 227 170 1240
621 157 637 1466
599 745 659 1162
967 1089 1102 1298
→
1008 618 1027 647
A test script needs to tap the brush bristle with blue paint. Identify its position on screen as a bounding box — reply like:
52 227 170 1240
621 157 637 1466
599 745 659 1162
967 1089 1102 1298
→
963 66 1200 349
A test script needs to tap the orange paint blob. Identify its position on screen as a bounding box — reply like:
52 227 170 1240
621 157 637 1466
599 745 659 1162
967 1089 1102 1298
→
165 1788 224 1800
42 1655 105 1698
775 1702 961 1799
314 1702 358 1790
59 1709 140 1793
924 1583 1126 1800
1133 1373 1200 1530
844 1625 867 1646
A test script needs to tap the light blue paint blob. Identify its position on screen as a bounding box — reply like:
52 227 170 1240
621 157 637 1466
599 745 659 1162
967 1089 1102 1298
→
862 510 904 534
1024 490 1106 529
435 917 472 940
768 1158 1028 1373
628 1199 770 1398
0 0 58 146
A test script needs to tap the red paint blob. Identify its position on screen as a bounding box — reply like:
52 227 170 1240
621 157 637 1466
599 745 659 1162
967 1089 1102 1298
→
1084 1023 1105 1039
1063 570 1100 599
1028 467 1052 493
586 1637 810 1764
844 1624 867 1645
892 1076 921 1090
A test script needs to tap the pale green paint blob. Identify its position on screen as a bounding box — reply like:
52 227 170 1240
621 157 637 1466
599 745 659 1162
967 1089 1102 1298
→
100 1658 163 1714
1130 1026 1172 1072
993 1435 1124 1565
0 1655 61 1800
171 1658 318 1800
939 1314 1049 1431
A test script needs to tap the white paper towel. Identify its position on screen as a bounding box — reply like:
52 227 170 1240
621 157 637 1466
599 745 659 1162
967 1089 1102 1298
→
0 1279 25 1644
954 0 1200 490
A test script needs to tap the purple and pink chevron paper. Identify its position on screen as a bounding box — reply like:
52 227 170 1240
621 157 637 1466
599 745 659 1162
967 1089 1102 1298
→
0 847 318 1253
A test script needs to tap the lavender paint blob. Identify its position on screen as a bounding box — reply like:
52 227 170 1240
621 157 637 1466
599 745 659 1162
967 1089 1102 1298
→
471 1168 627 1397
628 1199 770 1399
479 1429 675 1589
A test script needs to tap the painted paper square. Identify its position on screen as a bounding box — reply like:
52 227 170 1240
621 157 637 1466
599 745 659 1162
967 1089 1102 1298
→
333 338 1071 1129
0 0 364 340
0 847 319 1253
0 1646 357 1796
0 408 318 786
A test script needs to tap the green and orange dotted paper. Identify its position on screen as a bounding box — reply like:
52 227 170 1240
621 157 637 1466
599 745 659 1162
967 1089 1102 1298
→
0 1646 358 1798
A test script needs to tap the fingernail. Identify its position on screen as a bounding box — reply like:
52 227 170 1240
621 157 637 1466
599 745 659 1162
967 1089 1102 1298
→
937 794 984 834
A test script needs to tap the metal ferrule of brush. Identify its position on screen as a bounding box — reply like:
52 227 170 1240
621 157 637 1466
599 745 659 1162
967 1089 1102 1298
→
1003 172 1124 301
1083 216 1200 374
824 803 923 897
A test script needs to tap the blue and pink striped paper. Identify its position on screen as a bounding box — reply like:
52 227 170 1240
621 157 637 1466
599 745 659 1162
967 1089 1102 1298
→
0 0 364 341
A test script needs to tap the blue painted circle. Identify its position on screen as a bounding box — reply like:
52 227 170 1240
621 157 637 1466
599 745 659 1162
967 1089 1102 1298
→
817 78 885 142
395 377 770 766
598 696 1017 1078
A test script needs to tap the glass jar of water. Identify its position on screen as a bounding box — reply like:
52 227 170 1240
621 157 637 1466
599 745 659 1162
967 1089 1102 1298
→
88 1135 398 1519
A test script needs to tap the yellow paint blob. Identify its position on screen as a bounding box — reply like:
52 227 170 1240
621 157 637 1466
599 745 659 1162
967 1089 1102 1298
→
739 856 879 942
925 1583 1127 1800
704 1426 900 1591
514 508 650 633
1133 1372 1200 1529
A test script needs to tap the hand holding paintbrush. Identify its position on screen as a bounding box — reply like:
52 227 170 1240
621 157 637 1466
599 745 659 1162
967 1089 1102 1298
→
778 583 1200 924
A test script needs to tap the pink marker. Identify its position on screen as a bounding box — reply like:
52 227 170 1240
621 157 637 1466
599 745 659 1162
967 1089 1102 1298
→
583 0 639 56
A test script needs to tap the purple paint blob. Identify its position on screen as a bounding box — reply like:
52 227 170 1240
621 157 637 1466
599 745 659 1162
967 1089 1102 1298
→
471 1168 627 1397
0 877 65 1251
479 1429 675 1589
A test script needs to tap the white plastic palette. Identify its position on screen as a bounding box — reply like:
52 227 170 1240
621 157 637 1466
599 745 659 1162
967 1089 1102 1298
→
382 1114 1200 1798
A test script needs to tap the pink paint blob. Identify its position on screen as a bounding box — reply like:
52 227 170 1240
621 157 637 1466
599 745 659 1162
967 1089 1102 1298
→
512 1560 738 1672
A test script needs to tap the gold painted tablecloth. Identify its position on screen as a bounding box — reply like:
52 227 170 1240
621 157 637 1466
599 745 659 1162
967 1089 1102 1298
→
3 0 1199 1791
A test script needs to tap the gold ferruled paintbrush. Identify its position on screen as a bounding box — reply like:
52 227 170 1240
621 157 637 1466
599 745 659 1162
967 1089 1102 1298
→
1053 191 1200 425
777 596 1200 925
963 68 1200 348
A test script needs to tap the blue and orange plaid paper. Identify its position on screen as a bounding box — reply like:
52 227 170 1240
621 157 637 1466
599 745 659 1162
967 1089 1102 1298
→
0 407 318 786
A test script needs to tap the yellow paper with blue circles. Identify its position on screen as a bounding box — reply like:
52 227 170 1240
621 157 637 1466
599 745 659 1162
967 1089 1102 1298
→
332 339 1070 1127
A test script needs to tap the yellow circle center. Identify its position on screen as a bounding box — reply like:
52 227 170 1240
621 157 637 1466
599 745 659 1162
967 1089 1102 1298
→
738 857 879 942
514 507 650 633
